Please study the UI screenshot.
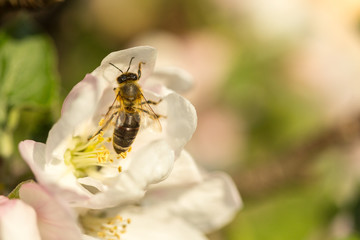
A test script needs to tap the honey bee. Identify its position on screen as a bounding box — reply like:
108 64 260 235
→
90 57 162 157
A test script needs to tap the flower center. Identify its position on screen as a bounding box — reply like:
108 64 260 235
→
64 133 121 178
81 214 131 240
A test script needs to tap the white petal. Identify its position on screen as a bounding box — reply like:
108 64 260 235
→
0 198 41 240
164 93 197 155
144 67 193 93
121 207 208 240
19 140 93 205
46 74 108 162
128 140 175 186
19 182 82 240
170 172 242 233
93 46 157 86
86 140 175 208
82 235 99 240
18 140 46 183
150 150 203 189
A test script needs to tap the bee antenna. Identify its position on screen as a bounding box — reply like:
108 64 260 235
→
126 57 135 73
109 63 123 73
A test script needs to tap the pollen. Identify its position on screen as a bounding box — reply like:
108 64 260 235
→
97 147 110 163
99 118 105 126
120 152 127 159
64 134 121 178
82 214 131 240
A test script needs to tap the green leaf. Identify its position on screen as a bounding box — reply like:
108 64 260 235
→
0 30 59 108
7 179 34 199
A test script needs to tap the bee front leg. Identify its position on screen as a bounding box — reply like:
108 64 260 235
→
140 99 162 106
138 62 146 79
89 112 117 140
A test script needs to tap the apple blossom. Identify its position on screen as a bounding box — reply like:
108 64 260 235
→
19 46 197 209
80 150 242 240
0 182 81 240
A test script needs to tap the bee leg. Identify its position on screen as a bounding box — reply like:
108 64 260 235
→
107 105 121 113
88 112 117 140
137 62 146 79
135 108 166 119
140 99 162 105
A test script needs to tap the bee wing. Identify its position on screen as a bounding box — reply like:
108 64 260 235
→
89 94 121 139
139 92 162 132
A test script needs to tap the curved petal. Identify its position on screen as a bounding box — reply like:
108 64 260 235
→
150 150 203 189
85 140 175 209
121 207 208 240
19 140 92 204
18 140 47 183
19 182 82 240
19 183 81 240
0 198 41 240
93 46 157 86
128 140 175 186
144 67 193 93
170 172 242 233
46 74 108 162
164 93 197 155
82 235 98 240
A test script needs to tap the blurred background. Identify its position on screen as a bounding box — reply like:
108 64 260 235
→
1 0 360 239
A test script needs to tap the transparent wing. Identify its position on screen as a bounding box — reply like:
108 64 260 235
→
138 92 162 132
89 94 122 140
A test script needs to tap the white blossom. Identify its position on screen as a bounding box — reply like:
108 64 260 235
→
80 150 242 240
19 46 197 209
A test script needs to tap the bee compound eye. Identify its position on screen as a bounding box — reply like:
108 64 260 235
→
117 75 126 83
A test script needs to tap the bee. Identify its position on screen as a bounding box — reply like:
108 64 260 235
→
90 57 162 157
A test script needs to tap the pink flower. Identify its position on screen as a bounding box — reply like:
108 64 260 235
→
0 182 81 240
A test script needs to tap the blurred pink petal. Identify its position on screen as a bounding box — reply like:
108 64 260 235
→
0 197 41 240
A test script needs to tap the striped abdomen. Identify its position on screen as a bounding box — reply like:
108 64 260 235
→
113 111 140 154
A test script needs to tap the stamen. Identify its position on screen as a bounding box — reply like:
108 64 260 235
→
64 133 121 177
81 214 131 240
99 118 105 126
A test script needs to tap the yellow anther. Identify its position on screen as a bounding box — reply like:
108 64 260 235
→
118 166 122 172
81 214 130 240
120 152 127 159
99 118 105 126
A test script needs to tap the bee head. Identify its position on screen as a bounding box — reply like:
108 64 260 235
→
117 73 138 84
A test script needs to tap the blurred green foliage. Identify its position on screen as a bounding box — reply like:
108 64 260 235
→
223 44 323 165
0 19 59 192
